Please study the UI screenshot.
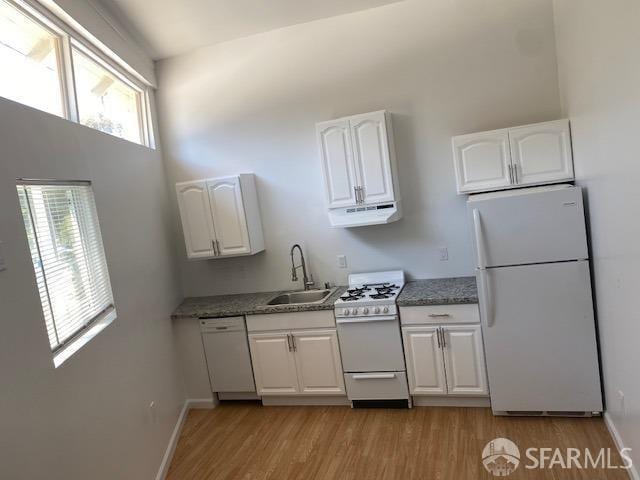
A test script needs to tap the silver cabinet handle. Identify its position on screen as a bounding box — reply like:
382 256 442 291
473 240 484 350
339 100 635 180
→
428 313 451 318
508 164 513 184
436 328 441 348
358 186 364 203
354 186 359 203
216 239 221 256
441 328 447 348
211 239 218 256
292 335 297 352
286 334 292 352
513 163 519 183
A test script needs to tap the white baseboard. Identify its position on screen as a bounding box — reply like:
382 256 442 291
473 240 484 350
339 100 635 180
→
155 398 216 480
604 411 639 480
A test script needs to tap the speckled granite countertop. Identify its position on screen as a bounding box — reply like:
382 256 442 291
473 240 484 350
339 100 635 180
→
397 277 478 306
171 287 347 319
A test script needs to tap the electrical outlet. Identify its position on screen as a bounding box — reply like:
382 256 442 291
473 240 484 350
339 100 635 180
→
337 255 347 269
617 390 625 415
438 247 449 261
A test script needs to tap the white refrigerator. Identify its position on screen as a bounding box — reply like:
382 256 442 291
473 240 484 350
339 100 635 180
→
468 185 602 415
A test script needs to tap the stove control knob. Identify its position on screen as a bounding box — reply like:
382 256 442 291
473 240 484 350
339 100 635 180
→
383 306 389 314
343 309 350 316
353 308 359 316
374 307 381 314
362 307 369 314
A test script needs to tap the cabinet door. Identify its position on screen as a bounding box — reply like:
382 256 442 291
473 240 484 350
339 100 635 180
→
452 130 512 193
175 181 216 259
248 333 299 396
292 329 345 395
207 176 251 256
316 119 359 208
402 327 447 395
350 111 395 204
441 325 488 395
509 119 573 186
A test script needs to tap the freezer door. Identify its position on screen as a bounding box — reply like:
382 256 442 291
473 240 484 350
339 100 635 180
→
479 260 602 413
469 186 588 268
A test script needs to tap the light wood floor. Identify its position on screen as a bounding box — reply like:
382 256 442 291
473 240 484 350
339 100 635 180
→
166 403 628 480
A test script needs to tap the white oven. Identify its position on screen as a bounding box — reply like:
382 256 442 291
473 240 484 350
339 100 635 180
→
336 315 406 372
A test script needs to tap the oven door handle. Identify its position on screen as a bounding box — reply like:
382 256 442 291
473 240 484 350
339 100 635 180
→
352 373 397 380
335 315 398 324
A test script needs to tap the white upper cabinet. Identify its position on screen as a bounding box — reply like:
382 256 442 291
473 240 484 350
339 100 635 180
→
207 176 251 256
509 119 573 186
453 130 512 194
175 181 217 259
317 110 398 208
453 119 574 194
316 119 359 208
350 111 395 204
176 174 265 260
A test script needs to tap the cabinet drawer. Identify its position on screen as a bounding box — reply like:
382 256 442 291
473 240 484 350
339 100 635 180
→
247 310 335 332
400 304 479 325
344 371 409 400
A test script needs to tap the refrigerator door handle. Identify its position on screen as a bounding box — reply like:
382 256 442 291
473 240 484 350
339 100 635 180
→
478 268 494 328
472 208 486 268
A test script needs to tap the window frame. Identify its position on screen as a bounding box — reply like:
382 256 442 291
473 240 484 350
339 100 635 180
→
17 179 117 367
2 0 154 147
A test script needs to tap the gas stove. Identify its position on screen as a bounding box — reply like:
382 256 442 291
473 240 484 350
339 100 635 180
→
334 270 409 408
334 271 405 318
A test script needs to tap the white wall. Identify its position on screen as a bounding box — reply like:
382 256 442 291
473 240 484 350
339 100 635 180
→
0 100 182 478
157 0 563 298
553 0 640 469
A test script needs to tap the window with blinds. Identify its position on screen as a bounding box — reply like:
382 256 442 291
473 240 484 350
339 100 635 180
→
17 181 115 355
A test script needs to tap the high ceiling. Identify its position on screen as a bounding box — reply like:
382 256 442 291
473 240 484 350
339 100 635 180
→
100 0 404 59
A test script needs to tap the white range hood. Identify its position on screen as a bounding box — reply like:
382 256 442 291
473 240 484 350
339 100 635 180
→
315 110 403 229
328 201 402 228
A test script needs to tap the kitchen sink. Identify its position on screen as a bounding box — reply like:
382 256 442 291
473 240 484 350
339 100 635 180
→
266 288 337 306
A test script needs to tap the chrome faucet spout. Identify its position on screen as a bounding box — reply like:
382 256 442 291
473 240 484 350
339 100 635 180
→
290 244 314 290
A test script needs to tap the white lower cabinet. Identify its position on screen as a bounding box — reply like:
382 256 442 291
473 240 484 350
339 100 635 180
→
248 333 299 395
403 324 488 396
249 329 345 396
403 327 447 395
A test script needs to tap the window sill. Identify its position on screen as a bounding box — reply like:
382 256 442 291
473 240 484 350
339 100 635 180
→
53 308 117 368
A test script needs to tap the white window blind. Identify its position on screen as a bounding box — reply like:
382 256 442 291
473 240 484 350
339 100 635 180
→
17 180 115 352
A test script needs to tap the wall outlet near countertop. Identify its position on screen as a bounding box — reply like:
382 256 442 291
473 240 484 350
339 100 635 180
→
438 247 449 261
337 255 347 268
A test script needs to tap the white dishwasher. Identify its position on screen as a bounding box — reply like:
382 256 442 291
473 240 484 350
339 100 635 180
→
200 316 257 399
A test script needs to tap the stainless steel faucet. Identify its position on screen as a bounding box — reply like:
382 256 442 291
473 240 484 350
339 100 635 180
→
290 244 314 290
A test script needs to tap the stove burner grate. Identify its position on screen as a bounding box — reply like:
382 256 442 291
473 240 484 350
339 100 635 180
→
340 293 363 301
369 293 393 300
